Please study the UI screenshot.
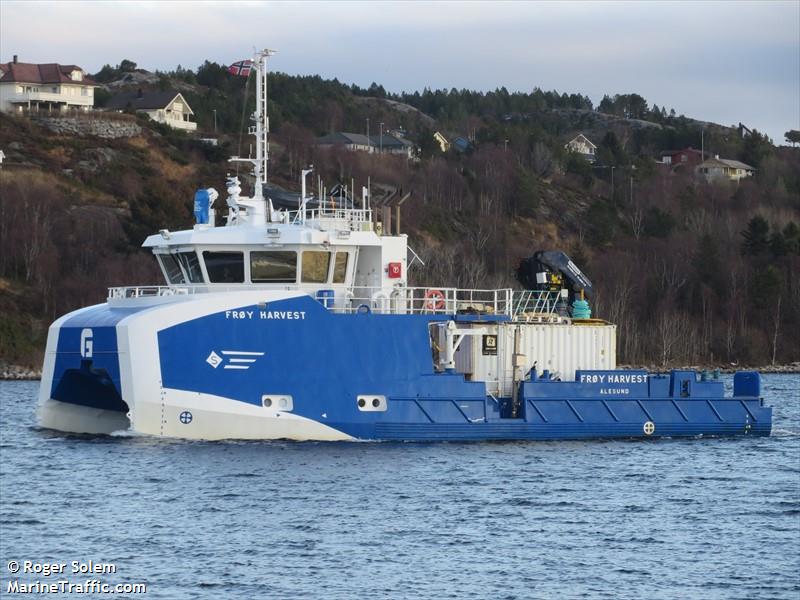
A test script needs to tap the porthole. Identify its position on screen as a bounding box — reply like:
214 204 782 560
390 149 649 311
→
372 398 380 408
358 398 366 408
263 397 273 408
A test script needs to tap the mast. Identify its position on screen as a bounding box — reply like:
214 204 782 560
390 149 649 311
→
252 48 275 198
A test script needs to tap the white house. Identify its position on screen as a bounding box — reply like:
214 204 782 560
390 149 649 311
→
433 131 450 152
695 156 755 183
0 56 97 113
105 90 197 131
564 134 597 162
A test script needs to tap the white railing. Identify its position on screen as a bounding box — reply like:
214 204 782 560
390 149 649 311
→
341 287 513 316
107 284 295 300
512 290 564 321
288 208 373 231
6 91 93 106
107 284 562 319
153 114 198 131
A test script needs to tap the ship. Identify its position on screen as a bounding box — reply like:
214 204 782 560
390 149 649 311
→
38 50 772 441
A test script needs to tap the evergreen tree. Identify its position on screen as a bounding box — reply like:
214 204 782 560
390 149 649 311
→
769 228 789 257
782 222 800 254
741 215 770 255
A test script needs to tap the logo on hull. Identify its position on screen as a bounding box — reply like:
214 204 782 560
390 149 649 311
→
206 350 265 370
80 328 93 358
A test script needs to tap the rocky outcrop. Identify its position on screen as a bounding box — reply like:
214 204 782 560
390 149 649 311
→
33 116 142 139
1 363 42 380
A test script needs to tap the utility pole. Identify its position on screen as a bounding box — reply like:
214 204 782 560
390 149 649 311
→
701 127 704 161
379 122 384 154
213 109 217 133
611 166 615 202
630 173 633 204
366 118 370 152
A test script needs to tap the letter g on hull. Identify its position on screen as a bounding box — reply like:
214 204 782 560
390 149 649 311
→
80 328 93 358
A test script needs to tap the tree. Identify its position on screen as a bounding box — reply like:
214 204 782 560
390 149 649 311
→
119 59 138 72
596 131 627 167
740 129 773 168
643 207 675 238
769 228 789 257
196 60 229 88
741 215 770 255
784 130 800 146
782 222 800 254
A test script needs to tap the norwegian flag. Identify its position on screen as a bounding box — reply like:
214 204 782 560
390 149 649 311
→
227 60 253 77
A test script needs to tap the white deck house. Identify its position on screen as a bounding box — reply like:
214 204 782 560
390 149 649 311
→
564 134 597 162
695 156 755 183
0 56 97 113
105 90 197 131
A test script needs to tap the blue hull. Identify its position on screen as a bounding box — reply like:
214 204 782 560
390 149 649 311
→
42 295 772 441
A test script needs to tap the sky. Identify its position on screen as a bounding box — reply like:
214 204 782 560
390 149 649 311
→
1 0 798 143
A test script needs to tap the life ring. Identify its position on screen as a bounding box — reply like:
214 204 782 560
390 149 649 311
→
423 289 446 311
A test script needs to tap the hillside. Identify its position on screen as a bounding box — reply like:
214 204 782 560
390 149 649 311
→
1 61 799 370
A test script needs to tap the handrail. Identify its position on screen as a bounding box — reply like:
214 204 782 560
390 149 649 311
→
107 284 561 319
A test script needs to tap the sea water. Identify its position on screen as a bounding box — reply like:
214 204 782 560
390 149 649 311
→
1 376 798 599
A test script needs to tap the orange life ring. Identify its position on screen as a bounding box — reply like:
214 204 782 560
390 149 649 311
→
423 289 446 311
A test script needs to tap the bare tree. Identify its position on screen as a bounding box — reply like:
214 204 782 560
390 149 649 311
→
771 295 782 366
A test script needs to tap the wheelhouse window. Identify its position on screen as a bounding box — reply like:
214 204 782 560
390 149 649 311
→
203 251 244 283
332 252 348 284
176 251 204 283
159 254 185 284
301 251 331 284
251 251 297 283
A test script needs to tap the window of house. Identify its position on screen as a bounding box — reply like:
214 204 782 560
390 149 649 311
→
251 251 297 283
176 251 204 283
203 251 244 283
81 88 87 96
301 251 331 283
159 254 185 284
332 252 348 284
173 102 183 112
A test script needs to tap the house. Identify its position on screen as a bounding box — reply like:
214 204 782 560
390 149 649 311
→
564 134 596 162
695 155 755 182
660 147 706 168
433 132 450 152
317 132 374 153
374 132 414 158
452 136 472 153
0 56 97 113
104 90 197 131
316 131 415 159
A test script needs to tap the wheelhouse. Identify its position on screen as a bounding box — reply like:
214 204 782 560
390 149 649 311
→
154 246 354 287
